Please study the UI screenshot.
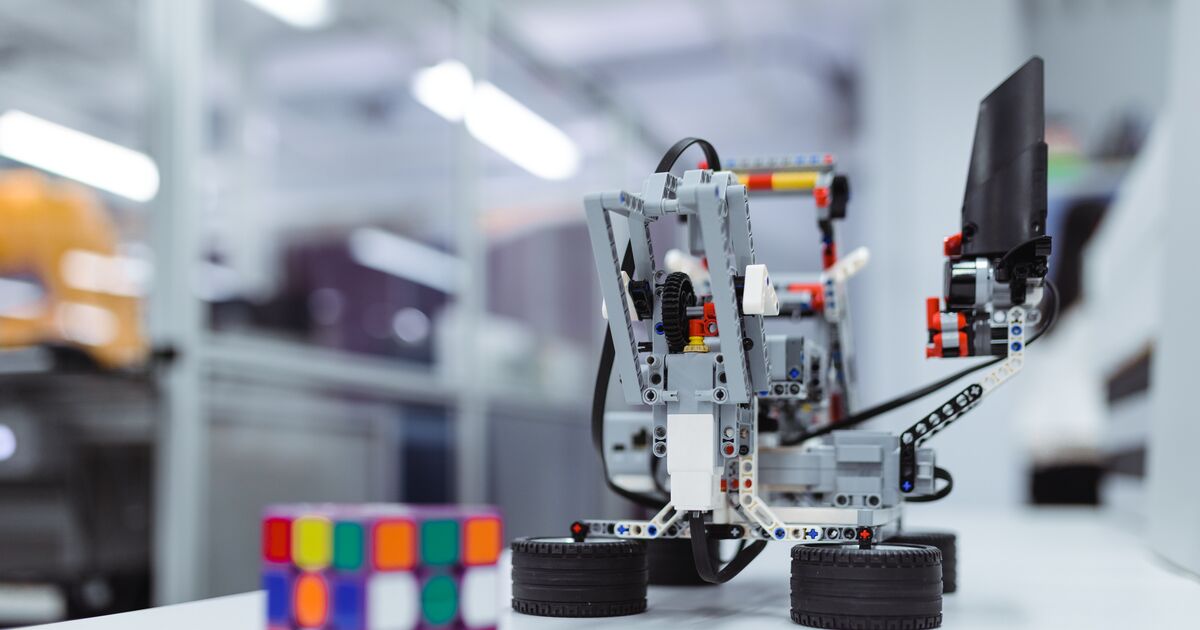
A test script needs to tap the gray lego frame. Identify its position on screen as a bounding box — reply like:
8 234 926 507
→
580 156 1032 546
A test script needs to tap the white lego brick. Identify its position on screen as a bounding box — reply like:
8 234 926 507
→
461 566 498 628
667 413 719 510
742 264 780 316
367 572 419 630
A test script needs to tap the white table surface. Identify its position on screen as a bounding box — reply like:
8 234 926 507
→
22 507 1200 629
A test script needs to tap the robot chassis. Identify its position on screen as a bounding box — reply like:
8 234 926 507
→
510 58 1051 627
576 155 1038 550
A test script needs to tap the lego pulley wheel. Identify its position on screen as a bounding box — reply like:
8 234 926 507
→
888 530 957 593
790 543 943 629
511 537 648 617
660 271 696 353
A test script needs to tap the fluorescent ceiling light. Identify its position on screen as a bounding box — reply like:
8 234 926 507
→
410 60 581 180
242 0 331 29
466 83 581 180
348 228 461 294
412 60 474 122
0 110 159 202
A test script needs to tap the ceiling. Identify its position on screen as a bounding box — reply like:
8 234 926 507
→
0 0 866 231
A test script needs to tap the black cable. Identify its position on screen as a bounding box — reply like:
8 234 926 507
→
782 279 1060 445
591 139 722 508
655 137 721 174
688 512 767 584
906 466 954 503
651 453 669 497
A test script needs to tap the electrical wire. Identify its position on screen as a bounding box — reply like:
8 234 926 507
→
688 512 768 584
782 279 1060 444
591 138 722 508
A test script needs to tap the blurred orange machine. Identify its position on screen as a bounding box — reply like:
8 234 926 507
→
0 170 147 370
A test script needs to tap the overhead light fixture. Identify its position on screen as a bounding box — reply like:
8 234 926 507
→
409 60 581 180
242 0 332 29
0 110 160 202
466 83 581 181
348 227 461 294
412 60 474 122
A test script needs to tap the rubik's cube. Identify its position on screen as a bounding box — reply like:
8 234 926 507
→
262 504 503 630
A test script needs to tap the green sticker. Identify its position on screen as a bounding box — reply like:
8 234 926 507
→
333 521 364 571
422 575 458 625
421 520 459 565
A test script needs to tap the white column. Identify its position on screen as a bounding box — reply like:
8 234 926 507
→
853 0 1023 505
454 0 490 504
143 0 210 604
1147 0 1200 576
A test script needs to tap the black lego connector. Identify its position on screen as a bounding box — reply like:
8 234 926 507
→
829 175 850 220
627 279 654 320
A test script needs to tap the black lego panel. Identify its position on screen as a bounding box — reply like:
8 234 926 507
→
960 56 1047 258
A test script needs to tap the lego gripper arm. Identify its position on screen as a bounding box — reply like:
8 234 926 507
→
926 56 1051 360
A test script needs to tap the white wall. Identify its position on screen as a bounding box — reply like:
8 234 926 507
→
1148 0 1200 576
853 0 1026 506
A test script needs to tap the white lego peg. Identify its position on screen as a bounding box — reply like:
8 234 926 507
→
601 270 639 321
824 247 870 283
742 263 780 316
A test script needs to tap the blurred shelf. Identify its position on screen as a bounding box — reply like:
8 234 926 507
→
199 332 587 421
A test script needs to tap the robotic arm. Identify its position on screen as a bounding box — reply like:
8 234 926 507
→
902 56 1054 493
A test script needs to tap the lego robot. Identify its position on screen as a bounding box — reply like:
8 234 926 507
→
512 57 1053 629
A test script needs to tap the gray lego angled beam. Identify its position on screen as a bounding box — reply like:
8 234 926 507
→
584 192 647 404
725 183 771 392
685 172 751 402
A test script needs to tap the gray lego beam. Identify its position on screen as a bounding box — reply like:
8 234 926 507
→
725 184 771 392
584 192 647 404
686 172 751 402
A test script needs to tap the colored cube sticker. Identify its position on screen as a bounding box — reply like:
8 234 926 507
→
373 520 415 572
293 516 332 571
463 517 502 566
333 522 364 571
262 504 502 630
421 520 459 566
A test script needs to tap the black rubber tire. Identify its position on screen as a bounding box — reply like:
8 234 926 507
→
790 543 943 629
887 531 957 593
511 537 648 618
646 537 719 586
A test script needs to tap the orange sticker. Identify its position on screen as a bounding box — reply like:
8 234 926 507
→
463 517 502 566
373 520 415 571
293 573 328 628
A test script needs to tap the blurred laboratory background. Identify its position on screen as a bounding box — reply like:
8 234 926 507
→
0 0 1196 624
